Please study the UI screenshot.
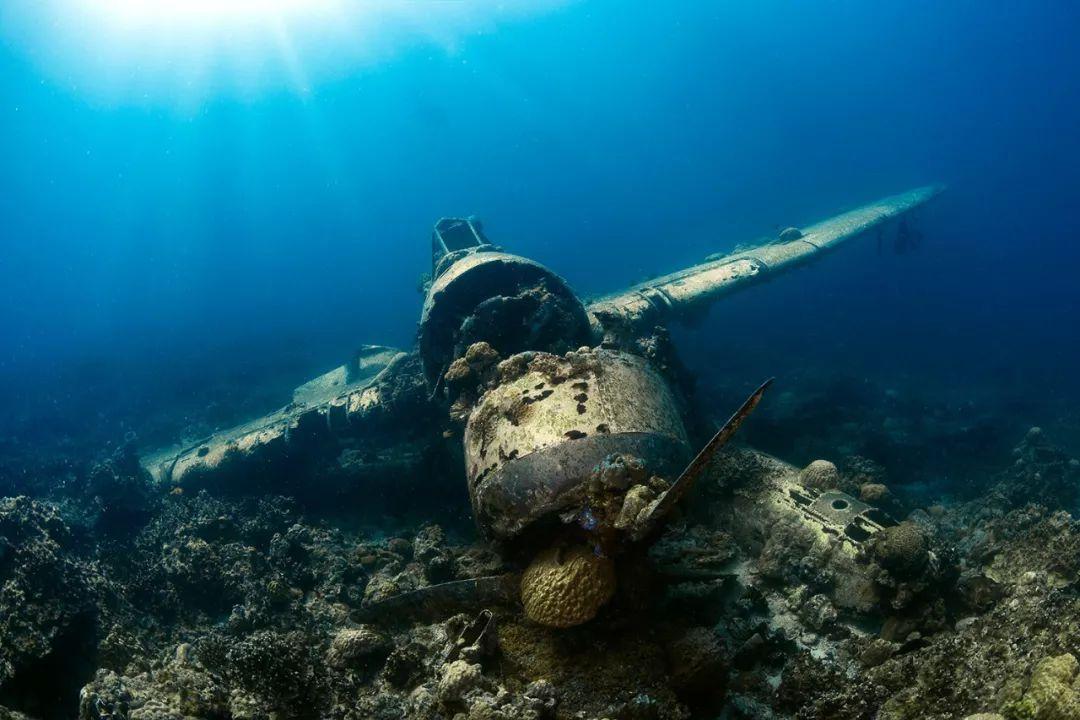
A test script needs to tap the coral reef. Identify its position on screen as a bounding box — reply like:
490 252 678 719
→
986 427 1080 511
0 497 97 716
3 363 1080 720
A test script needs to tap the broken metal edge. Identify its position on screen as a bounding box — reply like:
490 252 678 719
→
141 347 409 486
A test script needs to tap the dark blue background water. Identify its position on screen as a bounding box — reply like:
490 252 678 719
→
1 1 1078 456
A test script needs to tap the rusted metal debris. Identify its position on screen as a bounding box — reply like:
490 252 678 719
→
355 574 519 624
442 608 497 663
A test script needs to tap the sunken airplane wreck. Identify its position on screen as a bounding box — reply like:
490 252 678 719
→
143 185 942 627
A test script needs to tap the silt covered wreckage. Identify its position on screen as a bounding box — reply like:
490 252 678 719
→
142 185 943 629
62 183 1080 719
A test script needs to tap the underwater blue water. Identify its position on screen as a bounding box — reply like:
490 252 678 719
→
0 1 1078 448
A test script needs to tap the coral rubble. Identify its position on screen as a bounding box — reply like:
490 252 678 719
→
3 396 1080 720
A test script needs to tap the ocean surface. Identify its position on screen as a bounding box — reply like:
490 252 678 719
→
1 2 1079 717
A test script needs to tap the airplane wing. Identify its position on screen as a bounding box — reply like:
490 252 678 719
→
587 185 943 336
140 345 430 498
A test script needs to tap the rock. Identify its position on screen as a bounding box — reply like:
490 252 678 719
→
595 454 648 491
363 560 427 605
614 485 656 530
444 357 473 385
199 629 319 717
382 642 428 690
413 524 454 582
387 537 412 557
797 593 838 632
0 496 93 696
668 627 729 696
326 626 391 669
523 679 558 717
453 545 506 580
85 442 157 533
78 646 229 720
437 660 483 704
992 428 1080 510
464 341 500 368
755 515 819 583
859 638 897 668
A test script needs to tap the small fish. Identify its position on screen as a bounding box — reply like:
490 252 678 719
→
442 429 455 439
578 507 598 531
170 486 184 496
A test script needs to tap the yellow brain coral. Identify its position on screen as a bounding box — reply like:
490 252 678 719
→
520 544 616 628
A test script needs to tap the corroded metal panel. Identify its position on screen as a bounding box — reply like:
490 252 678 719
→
464 349 690 539
141 346 408 487
418 251 591 385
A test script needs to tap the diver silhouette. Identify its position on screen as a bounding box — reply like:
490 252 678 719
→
894 216 924 254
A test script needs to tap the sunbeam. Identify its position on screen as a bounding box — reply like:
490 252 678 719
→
0 0 574 107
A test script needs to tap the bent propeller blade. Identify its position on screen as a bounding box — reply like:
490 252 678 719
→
639 377 774 531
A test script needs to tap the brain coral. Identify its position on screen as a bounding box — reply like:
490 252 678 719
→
874 522 928 574
520 545 616 628
800 459 841 490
